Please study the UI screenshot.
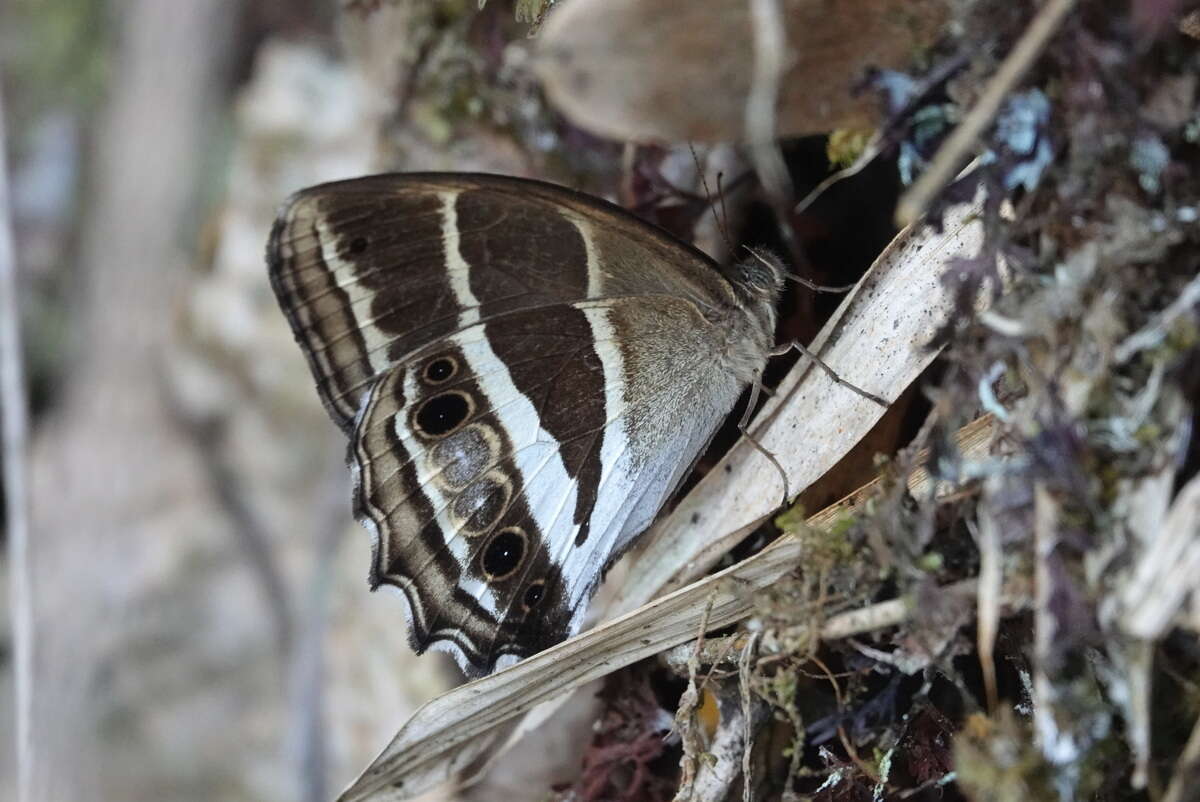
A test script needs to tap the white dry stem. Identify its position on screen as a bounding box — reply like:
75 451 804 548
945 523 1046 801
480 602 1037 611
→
740 632 759 802
974 489 1004 713
745 0 793 203
672 592 718 802
662 573 1037 675
1119 473 1200 639
0 77 34 802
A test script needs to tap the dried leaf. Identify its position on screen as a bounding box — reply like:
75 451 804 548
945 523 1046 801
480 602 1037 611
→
534 0 949 142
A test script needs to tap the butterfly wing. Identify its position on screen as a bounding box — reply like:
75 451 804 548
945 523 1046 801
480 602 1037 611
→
268 173 773 675
267 173 733 432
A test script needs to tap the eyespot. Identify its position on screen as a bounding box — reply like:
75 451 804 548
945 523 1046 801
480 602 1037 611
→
414 391 472 437
348 236 369 254
522 580 545 611
422 356 458 385
481 527 527 581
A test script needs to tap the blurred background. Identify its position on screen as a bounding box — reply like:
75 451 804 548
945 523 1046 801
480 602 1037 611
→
15 1 1193 801
0 2 613 799
0 2 918 796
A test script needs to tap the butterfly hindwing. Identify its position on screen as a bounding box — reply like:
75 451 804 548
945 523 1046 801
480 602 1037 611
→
354 298 754 673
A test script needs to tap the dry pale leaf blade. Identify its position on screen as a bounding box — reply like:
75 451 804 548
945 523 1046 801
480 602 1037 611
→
612 186 992 611
339 537 807 802
534 0 949 143
340 414 995 802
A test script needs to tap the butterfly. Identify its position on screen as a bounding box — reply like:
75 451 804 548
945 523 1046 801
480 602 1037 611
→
267 173 782 676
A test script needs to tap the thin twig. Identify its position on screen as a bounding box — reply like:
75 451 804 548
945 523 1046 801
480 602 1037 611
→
810 654 882 786
0 79 34 802
739 632 760 802
664 579 989 670
792 137 883 217
973 512 1002 713
896 0 1076 225
1114 270 1200 362
746 0 805 269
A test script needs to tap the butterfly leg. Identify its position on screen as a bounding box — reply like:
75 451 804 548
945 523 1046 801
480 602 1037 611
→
736 380 791 505
770 340 889 407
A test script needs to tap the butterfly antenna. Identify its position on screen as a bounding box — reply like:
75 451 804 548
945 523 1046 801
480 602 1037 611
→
688 143 736 257
716 171 734 252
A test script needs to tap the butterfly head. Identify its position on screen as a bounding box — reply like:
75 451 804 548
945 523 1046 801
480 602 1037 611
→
710 248 786 384
727 247 787 308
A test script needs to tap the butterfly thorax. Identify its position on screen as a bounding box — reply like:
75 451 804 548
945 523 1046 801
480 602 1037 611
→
714 252 785 385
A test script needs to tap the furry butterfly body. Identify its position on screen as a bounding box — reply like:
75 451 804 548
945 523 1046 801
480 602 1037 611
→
268 173 781 675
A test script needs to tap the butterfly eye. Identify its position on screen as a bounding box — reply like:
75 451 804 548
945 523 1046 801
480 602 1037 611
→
422 356 458 384
414 391 473 437
521 580 545 611
481 527 526 581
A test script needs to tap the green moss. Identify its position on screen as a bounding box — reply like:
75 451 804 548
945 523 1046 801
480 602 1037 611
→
774 503 808 533
954 712 1058 802
826 129 872 169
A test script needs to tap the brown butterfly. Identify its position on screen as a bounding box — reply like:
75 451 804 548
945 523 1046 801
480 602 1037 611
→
268 173 781 675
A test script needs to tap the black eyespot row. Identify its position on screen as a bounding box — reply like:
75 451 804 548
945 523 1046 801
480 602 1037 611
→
423 356 457 384
522 581 545 610
415 391 471 437
481 527 526 580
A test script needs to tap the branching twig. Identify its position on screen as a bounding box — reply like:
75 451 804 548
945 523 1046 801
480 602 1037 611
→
1114 270 1200 362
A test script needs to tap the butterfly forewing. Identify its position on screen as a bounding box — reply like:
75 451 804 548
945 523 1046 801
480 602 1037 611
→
267 173 778 675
